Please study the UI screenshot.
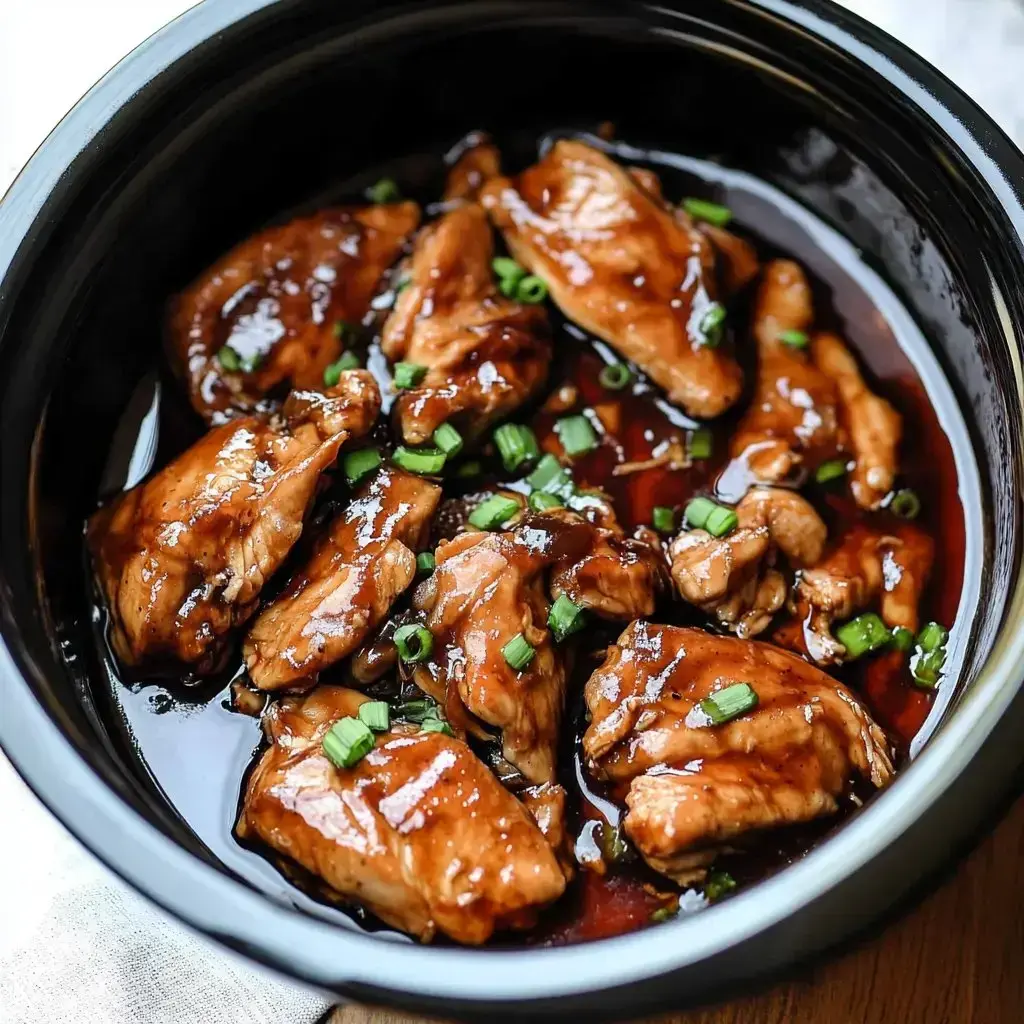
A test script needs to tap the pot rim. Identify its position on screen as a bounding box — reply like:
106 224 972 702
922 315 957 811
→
1 0 1023 1006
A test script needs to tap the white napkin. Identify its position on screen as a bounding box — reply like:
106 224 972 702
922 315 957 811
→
1 2 1021 1023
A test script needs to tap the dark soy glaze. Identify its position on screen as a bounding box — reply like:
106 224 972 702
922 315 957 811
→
86 129 971 946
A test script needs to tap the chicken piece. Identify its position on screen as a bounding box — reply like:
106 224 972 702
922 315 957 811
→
582 622 894 883
812 332 902 510
784 523 934 664
481 140 743 418
669 488 827 638
444 135 501 201
381 204 551 444
411 508 664 783
729 259 840 482
170 204 419 424
243 468 441 691
88 372 381 671
239 687 567 944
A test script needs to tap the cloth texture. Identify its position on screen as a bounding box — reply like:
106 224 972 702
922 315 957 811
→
0 1 1021 1023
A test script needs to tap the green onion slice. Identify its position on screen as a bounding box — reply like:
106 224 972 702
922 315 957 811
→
835 612 892 659
890 488 922 520
392 445 446 476
432 422 464 457
698 302 726 347
456 460 482 478
687 429 713 460
343 448 382 487
652 506 677 535
527 453 570 493
704 870 737 901
685 497 737 537
516 275 548 304
556 414 599 457
682 197 733 227
394 698 439 724
394 623 434 664
492 256 525 284
917 621 949 653
393 362 427 389
420 717 455 737
357 701 390 732
698 683 759 725
598 362 633 391
494 423 540 473
684 496 717 529
331 320 349 340
910 647 946 689
322 717 375 768
502 632 535 671
548 594 586 643
366 177 400 203
599 822 630 863
240 351 263 373
778 328 809 349
323 350 361 386
528 491 563 513
890 626 915 653
468 494 521 530
815 459 848 484
216 346 242 372
650 905 677 924
416 551 436 575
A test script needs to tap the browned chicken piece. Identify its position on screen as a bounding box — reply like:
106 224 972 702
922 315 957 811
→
412 509 664 783
669 488 827 638
170 204 419 424
239 686 567 944
444 136 502 201
812 332 902 510
481 140 743 418
88 372 381 672
381 204 551 444
243 467 441 691
783 523 934 664
582 622 894 883
729 259 840 482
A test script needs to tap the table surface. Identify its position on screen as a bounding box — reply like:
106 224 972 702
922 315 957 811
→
330 792 1024 1023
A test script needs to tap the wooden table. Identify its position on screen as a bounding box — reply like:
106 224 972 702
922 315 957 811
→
329 794 1024 1024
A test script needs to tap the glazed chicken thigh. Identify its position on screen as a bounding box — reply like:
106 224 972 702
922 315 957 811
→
583 622 894 883
244 467 441 691
170 203 419 424
481 140 743 418
239 686 567 944
381 203 551 444
89 372 380 671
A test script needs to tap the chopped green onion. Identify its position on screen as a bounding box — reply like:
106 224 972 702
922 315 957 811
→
598 362 633 390
322 717 375 769
687 429 713 460
216 346 241 372
917 621 949 653
492 256 525 284
705 506 738 537
778 328 809 349
331 320 350 340
815 459 847 484
599 822 629 863
420 717 455 737
698 683 759 725
394 698 439 724
911 647 946 689
432 422 464 457
393 445 446 476
682 197 733 227
704 870 737 901
835 612 892 659
650 905 677 924
502 632 535 671
528 491 563 513
240 351 263 373
357 701 390 732
652 506 677 535
323 351 361 386
548 594 586 642
416 552 436 575
556 414 599 457
366 177 400 203
343 448 382 487
394 624 434 664
393 362 427 389
698 302 726 347
527 453 569 492
684 496 718 529
456 460 482 478
468 494 521 530
494 423 540 473
890 488 922 520
890 626 915 653
516 274 548 304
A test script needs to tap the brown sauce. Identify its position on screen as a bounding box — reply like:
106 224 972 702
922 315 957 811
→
87 129 974 946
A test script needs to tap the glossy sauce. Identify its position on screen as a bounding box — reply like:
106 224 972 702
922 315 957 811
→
87 129 973 947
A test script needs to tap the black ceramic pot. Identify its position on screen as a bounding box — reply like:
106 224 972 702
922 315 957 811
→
1 1 1023 1020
